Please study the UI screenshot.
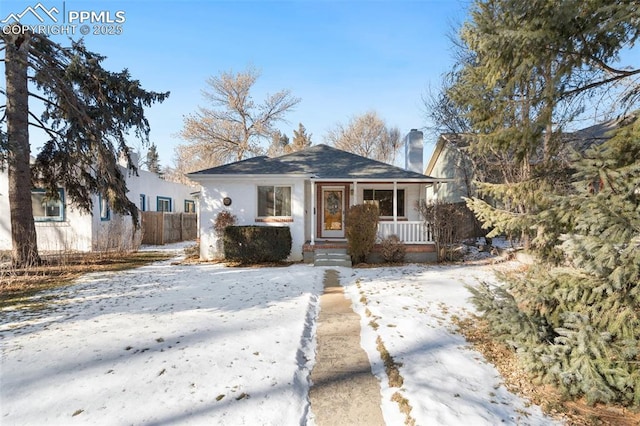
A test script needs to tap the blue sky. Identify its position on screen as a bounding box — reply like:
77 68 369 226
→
2 0 470 167
3 1 637 169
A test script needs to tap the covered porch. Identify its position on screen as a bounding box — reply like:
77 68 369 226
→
304 177 442 263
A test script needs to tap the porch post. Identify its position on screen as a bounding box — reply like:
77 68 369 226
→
393 181 398 235
310 179 316 245
352 181 358 205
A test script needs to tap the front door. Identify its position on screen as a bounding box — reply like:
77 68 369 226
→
321 187 345 238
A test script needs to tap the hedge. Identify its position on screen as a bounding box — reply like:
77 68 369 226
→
223 226 292 263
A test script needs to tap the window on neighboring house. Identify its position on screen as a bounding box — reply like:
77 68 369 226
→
257 186 291 217
31 189 65 222
184 200 195 213
140 194 146 211
99 195 111 221
157 196 172 212
363 189 405 217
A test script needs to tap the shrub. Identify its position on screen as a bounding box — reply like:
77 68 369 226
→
223 226 291 263
213 210 237 235
380 235 406 263
345 204 379 264
416 200 468 262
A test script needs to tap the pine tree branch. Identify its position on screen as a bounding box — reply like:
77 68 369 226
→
28 111 65 140
561 70 640 99
27 91 59 109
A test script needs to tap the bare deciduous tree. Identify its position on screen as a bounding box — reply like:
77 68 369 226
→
324 111 401 164
178 67 300 168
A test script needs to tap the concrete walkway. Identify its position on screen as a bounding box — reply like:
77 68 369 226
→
309 269 385 426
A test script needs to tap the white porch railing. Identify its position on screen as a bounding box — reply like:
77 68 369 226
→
377 221 433 244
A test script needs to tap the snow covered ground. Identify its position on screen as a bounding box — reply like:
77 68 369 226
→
1 245 557 425
343 263 556 425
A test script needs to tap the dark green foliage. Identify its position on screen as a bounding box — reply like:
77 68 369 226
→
345 204 379 263
223 226 292 263
1 29 167 267
470 120 640 406
27 36 169 225
292 123 312 150
145 144 161 174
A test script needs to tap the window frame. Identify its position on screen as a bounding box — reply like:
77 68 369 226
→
157 196 172 212
184 200 195 213
140 194 146 211
99 195 111 221
256 185 292 218
363 188 405 218
31 188 65 222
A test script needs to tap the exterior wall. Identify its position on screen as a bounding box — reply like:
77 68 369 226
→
198 177 306 262
425 144 472 203
0 171 94 252
125 169 197 213
304 180 312 243
0 171 12 250
0 165 197 253
36 205 94 252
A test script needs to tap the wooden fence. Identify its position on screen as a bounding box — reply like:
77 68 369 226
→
141 212 197 245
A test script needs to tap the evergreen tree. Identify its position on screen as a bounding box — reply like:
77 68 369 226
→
470 117 640 405
292 122 312 151
448 0 640 407
447 0 640 249
145 143 161 174
1 27 168 267
266 131 291 157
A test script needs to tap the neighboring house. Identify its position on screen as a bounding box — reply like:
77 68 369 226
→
425 133 474 203
424 115 637 238
0 153 198 252
188 139 448 263
425 115 637 203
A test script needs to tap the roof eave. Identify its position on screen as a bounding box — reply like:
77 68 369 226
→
311 177 451 183
186 173 313 181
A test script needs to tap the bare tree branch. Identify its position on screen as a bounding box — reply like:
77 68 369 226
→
178 67 300 168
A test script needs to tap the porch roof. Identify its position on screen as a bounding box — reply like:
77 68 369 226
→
188 144 440 182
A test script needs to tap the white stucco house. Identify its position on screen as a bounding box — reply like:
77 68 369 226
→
0 155 198 253
188 137 448 263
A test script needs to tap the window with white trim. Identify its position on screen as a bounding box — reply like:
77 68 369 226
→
157 196 172 212
184 200 195 213
99 196 111 221
363 189 405 217
257 186 291 217
31 189 65 222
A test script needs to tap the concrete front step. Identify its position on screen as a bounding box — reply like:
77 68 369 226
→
314 251 352 267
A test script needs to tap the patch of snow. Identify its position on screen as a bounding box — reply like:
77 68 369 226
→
1 255 558 425
343 262 558 425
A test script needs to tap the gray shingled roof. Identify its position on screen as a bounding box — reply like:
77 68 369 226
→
188 144 437 181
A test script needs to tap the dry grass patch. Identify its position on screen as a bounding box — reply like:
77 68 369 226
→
0 251 173 309
391 391 416 426
376 336 403 388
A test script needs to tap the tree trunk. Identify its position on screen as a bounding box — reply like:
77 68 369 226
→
5 31 40 267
